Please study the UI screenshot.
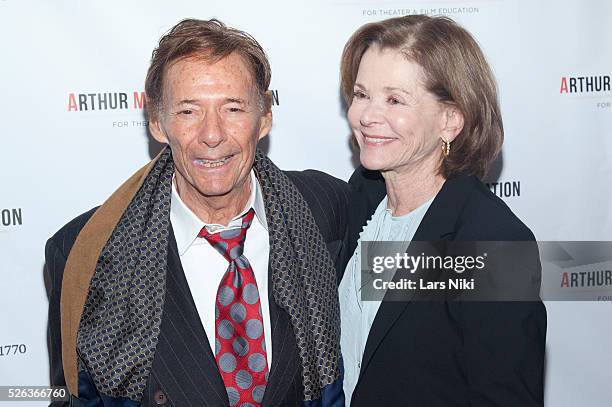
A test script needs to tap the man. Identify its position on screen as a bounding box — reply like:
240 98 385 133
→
45 19 348 407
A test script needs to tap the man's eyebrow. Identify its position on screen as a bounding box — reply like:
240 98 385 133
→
174 97 249 105
176 99 199 105
225 97 247 105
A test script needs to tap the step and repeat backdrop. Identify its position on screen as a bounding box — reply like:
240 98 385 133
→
1 0 611 405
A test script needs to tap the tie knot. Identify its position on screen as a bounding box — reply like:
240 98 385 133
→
198 209 256 262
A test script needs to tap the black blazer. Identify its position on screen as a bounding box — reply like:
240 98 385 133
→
45 169 350 407
342 167 546 407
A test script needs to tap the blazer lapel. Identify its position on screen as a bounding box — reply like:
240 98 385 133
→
261 264 301 407
145 228 228 407
357 174 476 381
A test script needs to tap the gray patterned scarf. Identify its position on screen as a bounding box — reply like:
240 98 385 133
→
76 147 341 402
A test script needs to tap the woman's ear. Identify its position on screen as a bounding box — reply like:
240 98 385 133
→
440 105 464 143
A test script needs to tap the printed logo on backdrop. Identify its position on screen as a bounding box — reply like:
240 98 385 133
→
334 0 484 18
66 90 280 129
540 242 612 301
484 180 521 199
67 91 146 112
66 91 149 129
0 208 23 232
559 74 612 111
360 6 480 18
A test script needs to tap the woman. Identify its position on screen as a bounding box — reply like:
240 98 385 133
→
338 15 546 406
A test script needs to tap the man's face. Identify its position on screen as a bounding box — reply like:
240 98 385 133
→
150 53 271 207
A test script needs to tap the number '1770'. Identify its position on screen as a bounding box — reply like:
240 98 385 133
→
0 344 27 356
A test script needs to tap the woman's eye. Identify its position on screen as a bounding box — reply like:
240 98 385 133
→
387 97 402 105
353 91 367 100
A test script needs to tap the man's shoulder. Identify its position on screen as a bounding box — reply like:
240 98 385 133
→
285 169 349 195
47 207 99 258
284 169 350 208
348 166 386 214
284 169 350 242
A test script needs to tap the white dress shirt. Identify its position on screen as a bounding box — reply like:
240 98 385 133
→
170 170 272 367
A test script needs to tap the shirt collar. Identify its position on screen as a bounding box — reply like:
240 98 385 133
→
170 170 268 256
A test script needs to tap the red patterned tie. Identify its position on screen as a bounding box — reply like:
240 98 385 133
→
198 209 269 407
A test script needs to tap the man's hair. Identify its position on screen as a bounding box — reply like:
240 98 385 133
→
340 15 503 179
145 18 271 121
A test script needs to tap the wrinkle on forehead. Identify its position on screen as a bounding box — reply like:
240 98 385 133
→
161 53 259 110
357 46 429 105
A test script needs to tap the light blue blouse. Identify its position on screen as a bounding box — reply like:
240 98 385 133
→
338 195 433 405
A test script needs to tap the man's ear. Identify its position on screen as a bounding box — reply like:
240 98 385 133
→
258 91 273 140
148 110 169 144
440 104 464 143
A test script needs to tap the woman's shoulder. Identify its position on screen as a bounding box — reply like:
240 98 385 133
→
345 167 536 242
453 175 535 242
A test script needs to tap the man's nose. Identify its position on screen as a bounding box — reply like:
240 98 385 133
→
198 110 225 147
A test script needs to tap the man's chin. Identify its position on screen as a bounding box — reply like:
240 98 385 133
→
194 185 238 199
195 176 254 198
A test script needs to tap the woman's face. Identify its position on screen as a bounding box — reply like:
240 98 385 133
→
348 46 447 174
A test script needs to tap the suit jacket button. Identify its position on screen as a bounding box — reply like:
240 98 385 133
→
154 390 167 405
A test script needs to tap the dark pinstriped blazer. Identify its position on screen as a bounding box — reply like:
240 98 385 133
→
45 169 350 407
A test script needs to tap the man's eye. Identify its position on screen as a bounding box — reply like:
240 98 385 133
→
179 110 193 115
228 107 244 113
387 97 402 105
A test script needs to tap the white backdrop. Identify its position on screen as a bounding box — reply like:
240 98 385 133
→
1 0 611 405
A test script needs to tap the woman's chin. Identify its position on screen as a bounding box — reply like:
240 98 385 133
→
360 153 390 172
